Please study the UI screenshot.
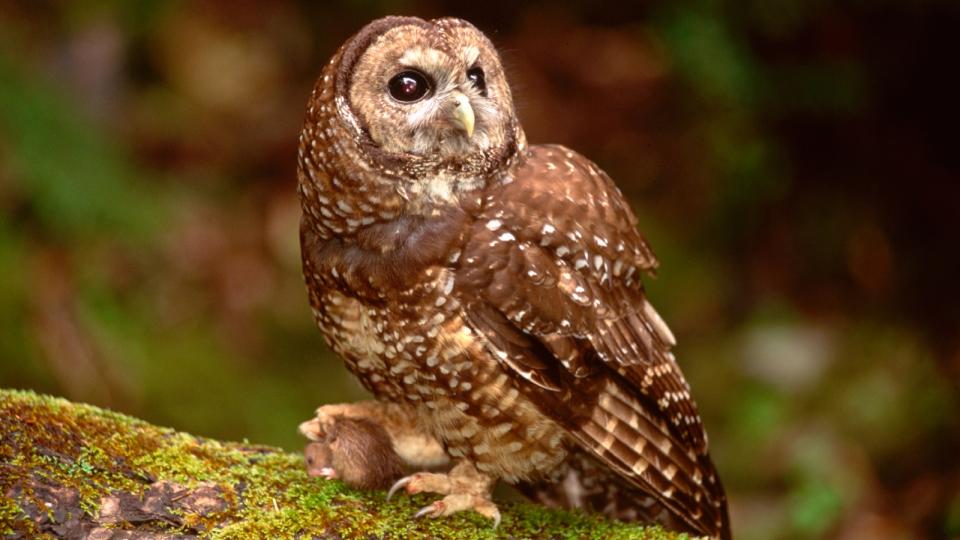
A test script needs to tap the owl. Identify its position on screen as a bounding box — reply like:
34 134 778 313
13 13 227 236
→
297 16 731 539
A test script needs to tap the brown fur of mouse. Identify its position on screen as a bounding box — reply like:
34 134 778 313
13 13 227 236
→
303 416 404 490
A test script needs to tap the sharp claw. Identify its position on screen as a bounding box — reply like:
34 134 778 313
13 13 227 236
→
298 419 322 440
414 503 438 519
387 476 412 501
387 470 500 527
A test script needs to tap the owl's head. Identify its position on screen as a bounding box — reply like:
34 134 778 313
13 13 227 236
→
345 17 515 158
300 17 525 230
322 17 522 178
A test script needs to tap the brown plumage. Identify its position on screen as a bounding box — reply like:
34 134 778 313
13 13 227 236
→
303 416 404 490
297 15 731 538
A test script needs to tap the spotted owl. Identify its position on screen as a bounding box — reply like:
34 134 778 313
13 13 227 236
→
297 16 730 539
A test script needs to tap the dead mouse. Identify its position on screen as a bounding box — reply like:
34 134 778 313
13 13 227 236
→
303 416 404 490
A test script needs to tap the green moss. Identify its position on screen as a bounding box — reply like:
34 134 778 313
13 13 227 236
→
0 497 22 535
0 389 686 539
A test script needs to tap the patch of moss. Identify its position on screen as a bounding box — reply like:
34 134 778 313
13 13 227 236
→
0 497 22 536
0 389 688 539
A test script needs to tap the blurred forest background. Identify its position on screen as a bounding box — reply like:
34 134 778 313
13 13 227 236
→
1 1 958 539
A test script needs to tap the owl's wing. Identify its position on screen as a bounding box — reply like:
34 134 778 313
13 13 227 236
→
457 145 729 538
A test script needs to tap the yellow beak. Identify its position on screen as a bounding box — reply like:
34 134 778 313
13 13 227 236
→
449 93 475 138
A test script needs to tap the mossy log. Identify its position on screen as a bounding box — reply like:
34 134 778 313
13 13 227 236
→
0 389 690 539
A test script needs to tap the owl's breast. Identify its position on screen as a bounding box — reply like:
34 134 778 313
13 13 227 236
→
309 264 465 398
309 271 569 484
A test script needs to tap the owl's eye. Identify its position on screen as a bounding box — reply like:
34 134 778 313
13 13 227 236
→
388 70 430 102
467 67 487 96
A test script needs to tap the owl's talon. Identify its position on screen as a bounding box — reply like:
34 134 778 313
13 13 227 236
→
386 464 499 526
470 496 501 528
410 494 500 527
387 475 413 501
388 471 448 498
298 417 325 441
414 501 443 519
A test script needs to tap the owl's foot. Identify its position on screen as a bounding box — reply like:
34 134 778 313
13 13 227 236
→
299 403 365 441
387 462 500 528
413 493 501 527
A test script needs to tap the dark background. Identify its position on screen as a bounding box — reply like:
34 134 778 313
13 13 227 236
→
1 1 958 538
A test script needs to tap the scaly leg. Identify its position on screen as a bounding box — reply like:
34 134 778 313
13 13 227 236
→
299 401 448 469
388 461 501 527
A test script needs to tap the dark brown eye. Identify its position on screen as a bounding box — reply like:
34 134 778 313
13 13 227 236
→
388 70 430 102
467 67 486 96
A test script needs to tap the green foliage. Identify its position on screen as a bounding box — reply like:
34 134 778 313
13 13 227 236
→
0 56 163 243
658 5 758 105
